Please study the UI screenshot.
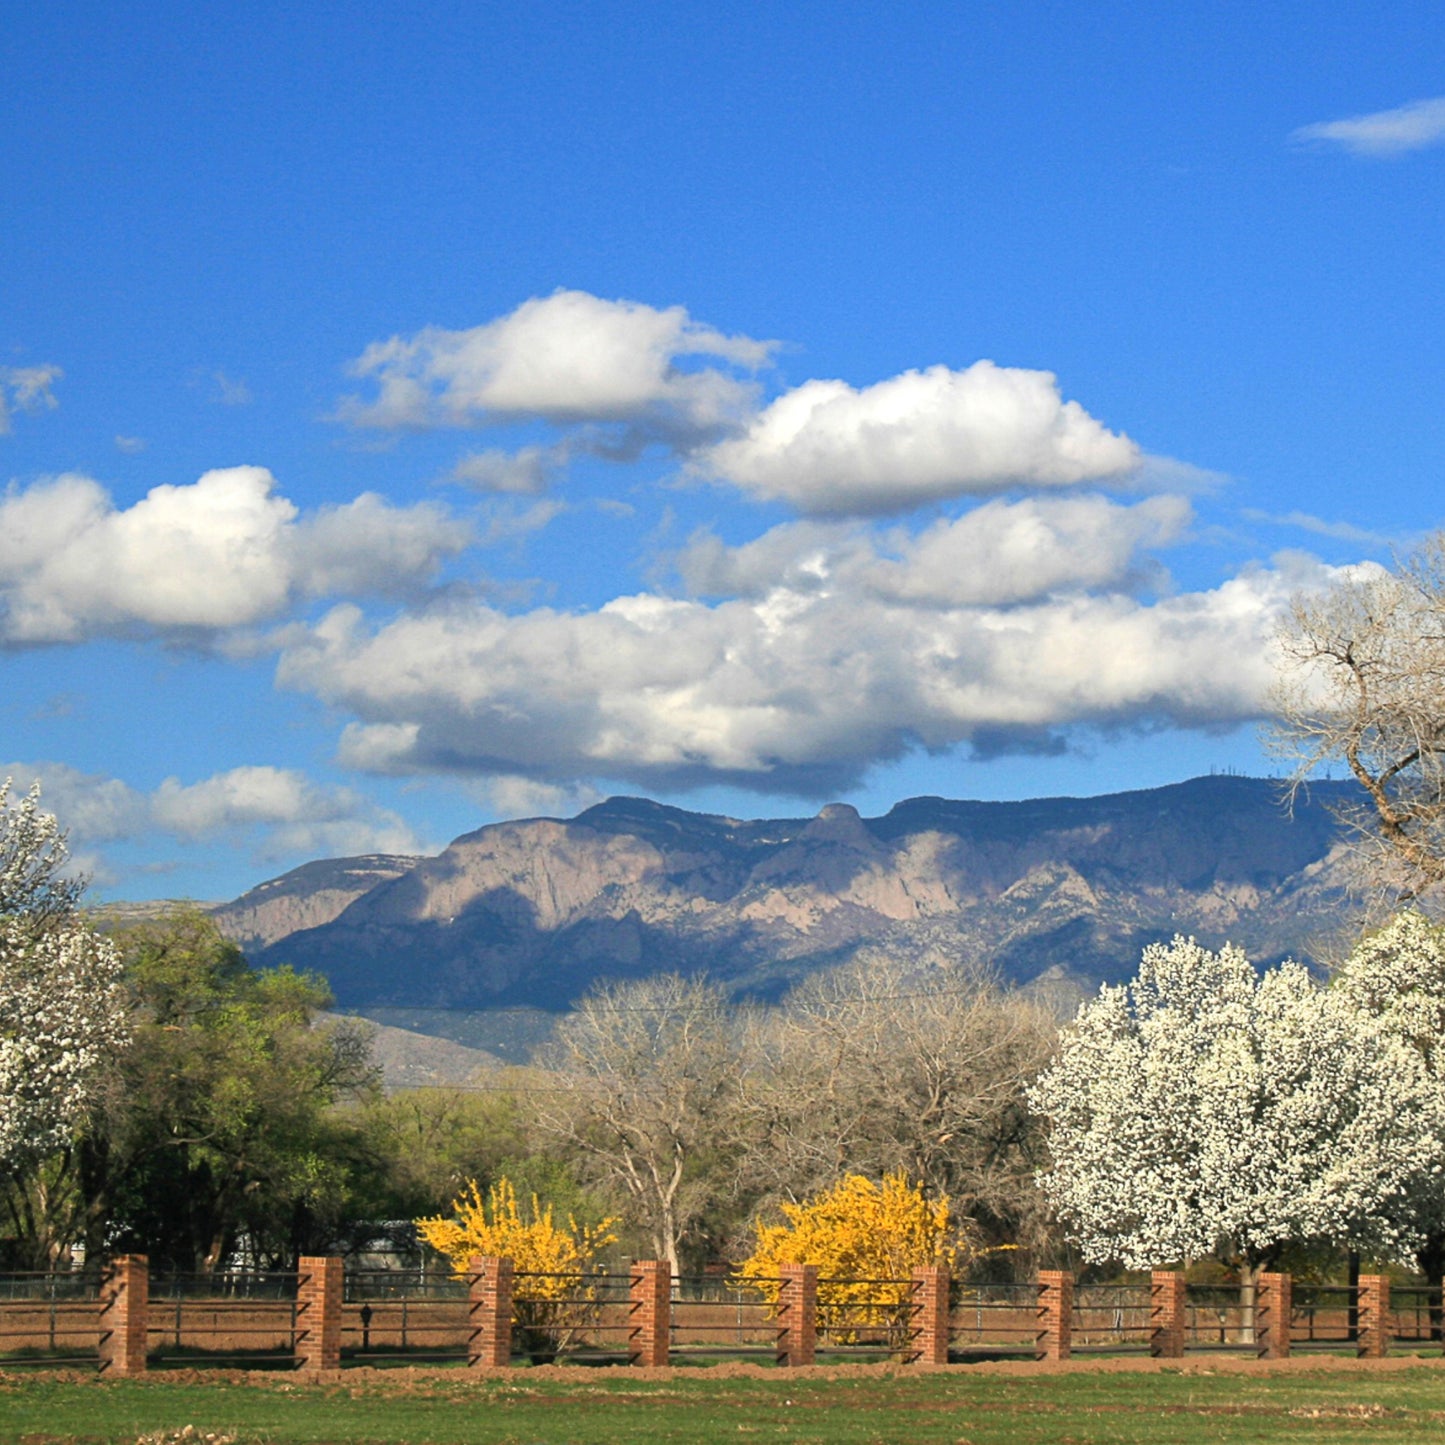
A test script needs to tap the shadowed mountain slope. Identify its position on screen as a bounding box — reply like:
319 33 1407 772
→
227 776 1359 1012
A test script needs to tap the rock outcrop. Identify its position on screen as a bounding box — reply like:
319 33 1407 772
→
229 776 1360 1012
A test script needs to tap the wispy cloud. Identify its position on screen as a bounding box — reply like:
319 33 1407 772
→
1292 96 1445 156
448 443 567 494
1242 507 1398 549
0 364 61 434
212 370 253 405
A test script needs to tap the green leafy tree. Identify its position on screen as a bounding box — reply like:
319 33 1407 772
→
99 908 378 1271
349 1077 573 1222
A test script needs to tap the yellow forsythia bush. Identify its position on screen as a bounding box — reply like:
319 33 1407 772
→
417 1177 617 1357
736 1172 963 1344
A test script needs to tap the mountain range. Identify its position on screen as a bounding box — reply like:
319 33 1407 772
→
214 775 1361 1019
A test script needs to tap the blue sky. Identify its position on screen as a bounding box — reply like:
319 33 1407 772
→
3 2 1443 900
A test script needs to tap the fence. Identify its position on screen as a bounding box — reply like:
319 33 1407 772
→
0 1259 1441 1372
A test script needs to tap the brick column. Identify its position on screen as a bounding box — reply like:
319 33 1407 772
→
1255 1272 1291 1360
777 1263 817 1367
467 1255 513 1367
1150 1270 1186 1358
628 1260 671 1367
295 1255 343 1372
98 1254 149 1375
1357 1274 1390 1359
910 1266 950 1365
1036 1270 1073 1362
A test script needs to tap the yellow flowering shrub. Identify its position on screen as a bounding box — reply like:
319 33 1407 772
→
417 1177 617 1356
736 1172 963 1345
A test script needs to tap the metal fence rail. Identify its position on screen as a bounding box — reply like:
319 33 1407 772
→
1183 1284 1256 1350
668 1277 777 1358
1291 1283 1356 1348
0 1272 102 1367
341 1267 470 1362
146 1272 299 1367
1071 1284 1151 1350
4 1261 1444 1371
946 1282 1037 1356
1390 1285 1444 1346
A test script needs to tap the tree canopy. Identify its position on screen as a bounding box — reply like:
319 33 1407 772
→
0 781 126 1183
1030 935 1440 1278
1270 535 1445 900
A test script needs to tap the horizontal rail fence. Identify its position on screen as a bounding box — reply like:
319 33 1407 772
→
0 1271 102 1367
1391 1285 1445 1347
669 1275 782 1361
1184 1282 1254 1350
1070 1283 1151 1352
344 1268 470 1363
5 1258 1445 1371
147 1270 299 1368
1290 1283 1356 1349
811 1275 913 1360
946 1282 1038 1359
509 1268 633 1364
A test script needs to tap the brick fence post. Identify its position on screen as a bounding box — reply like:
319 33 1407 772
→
1150 1270 1186 1358
1357 1274 1390 1359
1036 1270 1073 1362
468 1255 513 1367
1256 1272 1291 1360
295 1255 343 1372
777 1263 817 1367
910 1266 950 1365
98 1254 149 1375
628 1260 671 1367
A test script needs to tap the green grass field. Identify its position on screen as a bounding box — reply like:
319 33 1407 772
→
4 1360 1445 1444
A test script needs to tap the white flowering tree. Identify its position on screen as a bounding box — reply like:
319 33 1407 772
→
1334 911 1445 1304
0 780 127 1177
1030 935 1440 1292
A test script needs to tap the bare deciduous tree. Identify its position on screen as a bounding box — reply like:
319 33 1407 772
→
1269 536 1445 902
531 974 745 1275
740 956 1055 1261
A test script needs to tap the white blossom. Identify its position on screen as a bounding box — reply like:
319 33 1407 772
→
1029 935 1440 1272
1333 911 1445 1264
0 780 127 1173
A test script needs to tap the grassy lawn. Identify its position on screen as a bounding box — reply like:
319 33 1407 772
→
4 1361 1445 1444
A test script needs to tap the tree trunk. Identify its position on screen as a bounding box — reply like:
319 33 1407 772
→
1237 1260 1264 1346
1347 1250 1360 1343
1417 1235 1445 1343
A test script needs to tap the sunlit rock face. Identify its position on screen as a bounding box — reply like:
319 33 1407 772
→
224 776 1358 1011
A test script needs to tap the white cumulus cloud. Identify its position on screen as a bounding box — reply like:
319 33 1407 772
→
697 361 1140 515
4 761 425 871
278 545 1311 797
0 467 469 644
1292 96 1445 156
340 289 776 444
677 494 1191 606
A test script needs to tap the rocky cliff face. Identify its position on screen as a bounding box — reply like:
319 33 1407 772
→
229 777 1360 1012
214 854 421 953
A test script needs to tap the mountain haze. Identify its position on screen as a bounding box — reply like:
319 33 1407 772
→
220 776 1359 1012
